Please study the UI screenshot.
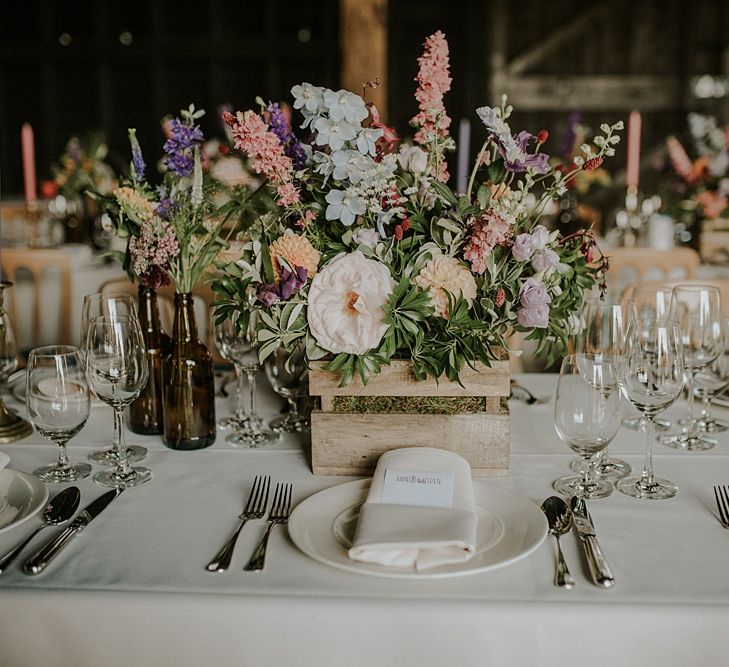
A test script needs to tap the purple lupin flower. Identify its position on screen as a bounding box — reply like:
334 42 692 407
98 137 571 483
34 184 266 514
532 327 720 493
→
163 118 204 177
266 102 308 170
128 128 146 181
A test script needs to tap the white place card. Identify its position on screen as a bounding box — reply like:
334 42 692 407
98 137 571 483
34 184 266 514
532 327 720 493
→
381 469 456 508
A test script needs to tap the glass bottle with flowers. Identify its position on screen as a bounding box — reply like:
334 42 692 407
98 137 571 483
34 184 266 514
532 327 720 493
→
109 105 232 449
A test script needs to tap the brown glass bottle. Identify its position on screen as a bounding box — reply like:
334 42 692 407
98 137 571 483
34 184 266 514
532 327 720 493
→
162 292 216 450
129 287 171 435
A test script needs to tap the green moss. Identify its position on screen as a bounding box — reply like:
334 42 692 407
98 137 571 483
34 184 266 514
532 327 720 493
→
331 395 488 415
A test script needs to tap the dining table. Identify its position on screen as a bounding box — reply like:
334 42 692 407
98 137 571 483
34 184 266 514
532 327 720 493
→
0 372 728 666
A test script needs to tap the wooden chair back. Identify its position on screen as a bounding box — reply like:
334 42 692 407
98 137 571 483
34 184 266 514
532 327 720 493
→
0 248 73 349
604 246 701 300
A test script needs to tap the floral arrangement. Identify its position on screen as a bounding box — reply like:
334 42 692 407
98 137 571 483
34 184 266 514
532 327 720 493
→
663 113 729 225
43 133 118 200
213 31 621 385
105 105 231 292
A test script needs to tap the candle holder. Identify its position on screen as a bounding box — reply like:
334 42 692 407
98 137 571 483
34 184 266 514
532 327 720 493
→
0 282 33 443
614 186 645 247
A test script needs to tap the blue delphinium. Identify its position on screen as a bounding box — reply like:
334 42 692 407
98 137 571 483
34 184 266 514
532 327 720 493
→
163 118 204 177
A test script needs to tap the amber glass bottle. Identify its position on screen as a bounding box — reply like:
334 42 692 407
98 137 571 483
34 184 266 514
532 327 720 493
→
129 287 171 434
162 292 216 450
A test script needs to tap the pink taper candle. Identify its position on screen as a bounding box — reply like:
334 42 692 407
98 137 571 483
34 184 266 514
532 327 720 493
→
21 122 37 207
626 110 641 190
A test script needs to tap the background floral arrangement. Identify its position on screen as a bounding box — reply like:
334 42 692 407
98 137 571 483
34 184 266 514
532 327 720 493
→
213 31 622 385
662 113 729 227
104 104 232 292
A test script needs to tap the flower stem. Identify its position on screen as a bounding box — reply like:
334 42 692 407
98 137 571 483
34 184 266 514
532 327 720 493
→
466 140 491 200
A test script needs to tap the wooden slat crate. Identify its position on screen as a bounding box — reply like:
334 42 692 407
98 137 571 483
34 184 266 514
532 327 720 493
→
309 359 511 476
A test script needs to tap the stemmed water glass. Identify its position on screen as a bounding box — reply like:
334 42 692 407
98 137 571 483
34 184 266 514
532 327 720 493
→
264 344 309 433
571 298 636 482
86 316 152 488
693 318 729 432
26 346 92 483
621 285 673 431
617 317 684 500
660 284 723 451
217 313 276 447
81 292 147 465
553 354 622 500
214 319 249 431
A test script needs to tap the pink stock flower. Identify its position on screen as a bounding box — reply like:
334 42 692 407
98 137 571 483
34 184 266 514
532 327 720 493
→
463 211 512 274
667 136 698 184
697 190 728 219
410 31 452 182
228 110 301 206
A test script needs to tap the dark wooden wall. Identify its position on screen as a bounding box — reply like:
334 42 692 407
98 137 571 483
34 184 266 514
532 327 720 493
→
0 0 339 195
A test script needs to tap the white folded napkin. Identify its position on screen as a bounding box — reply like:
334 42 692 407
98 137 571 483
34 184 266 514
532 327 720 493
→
348 447 478 570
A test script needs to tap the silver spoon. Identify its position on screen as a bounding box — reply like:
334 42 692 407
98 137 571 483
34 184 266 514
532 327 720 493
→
0 485 81 573
541 496 575 589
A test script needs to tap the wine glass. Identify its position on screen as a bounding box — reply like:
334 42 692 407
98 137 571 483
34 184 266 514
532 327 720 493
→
81 292 146 465
26 345 92 483
660 284 723 451
553 354 622 500
617 317 684 500
264 344 309 433
85 316 152 488
571 298 636 481
214 318 249 431
217 313 276 447
621 285 673 431
692 317 729 433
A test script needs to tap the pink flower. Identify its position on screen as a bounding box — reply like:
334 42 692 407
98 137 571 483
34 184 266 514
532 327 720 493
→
277 182 301 206
129 218 179 283
697 190 728 219
410 31 452 182
517 306 550 328
227 110 301 206
512 233 537 261
463 211 511 274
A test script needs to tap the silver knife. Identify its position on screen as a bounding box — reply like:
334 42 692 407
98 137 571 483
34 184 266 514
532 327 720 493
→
23 488 123 575
570 496 615 588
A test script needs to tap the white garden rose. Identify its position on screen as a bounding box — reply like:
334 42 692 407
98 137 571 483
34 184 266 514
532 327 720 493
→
307 251 395 355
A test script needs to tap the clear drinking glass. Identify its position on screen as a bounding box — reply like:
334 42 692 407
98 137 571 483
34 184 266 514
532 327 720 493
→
617 318 684 500
26 346 92 483
553 354 622 500
86 316 152 488
214 318 249 431
81 292 147 465
691 317 729 433
660 285 723 451
264 344 309 433
621 285 673 431
571 298 636 481
217 314 276 447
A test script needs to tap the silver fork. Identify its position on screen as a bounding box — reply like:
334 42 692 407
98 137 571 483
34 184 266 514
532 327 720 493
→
244 482 292 572
714 485 729 528
206 475 271 572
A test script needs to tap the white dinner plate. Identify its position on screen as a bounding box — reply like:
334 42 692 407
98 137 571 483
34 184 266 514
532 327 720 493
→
0 468 49 535
288 479 548 579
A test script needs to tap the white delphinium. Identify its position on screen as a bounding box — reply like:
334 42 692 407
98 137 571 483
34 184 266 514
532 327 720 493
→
325 187 367 226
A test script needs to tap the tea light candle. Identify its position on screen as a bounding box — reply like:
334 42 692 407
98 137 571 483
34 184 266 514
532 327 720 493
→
21 123 37 208
626 110 641 190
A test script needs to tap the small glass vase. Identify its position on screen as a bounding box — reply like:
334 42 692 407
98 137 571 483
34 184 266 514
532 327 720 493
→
162 292 216 450
129 286 171 435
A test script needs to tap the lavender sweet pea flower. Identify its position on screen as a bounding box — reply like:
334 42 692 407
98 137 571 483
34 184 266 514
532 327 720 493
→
256 263 308 306
517 306 550 328
530 248 560 272
512 233 537 261
256 283 281 307
519 277 551 309
499 131 550 174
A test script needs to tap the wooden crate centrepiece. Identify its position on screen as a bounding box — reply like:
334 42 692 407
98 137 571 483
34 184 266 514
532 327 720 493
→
309 359 511 476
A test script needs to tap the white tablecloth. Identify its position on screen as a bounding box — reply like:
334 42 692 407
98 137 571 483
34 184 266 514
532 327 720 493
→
0 374 728 666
